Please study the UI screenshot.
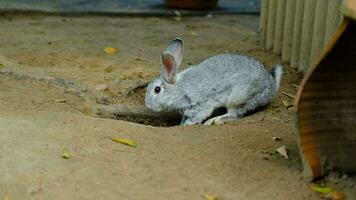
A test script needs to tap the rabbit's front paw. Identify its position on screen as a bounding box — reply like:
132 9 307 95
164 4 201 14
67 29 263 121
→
204 113 240 125
182 119 199 126
204 116 225 125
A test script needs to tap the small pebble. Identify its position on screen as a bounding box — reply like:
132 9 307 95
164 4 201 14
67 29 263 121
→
95 84 108 91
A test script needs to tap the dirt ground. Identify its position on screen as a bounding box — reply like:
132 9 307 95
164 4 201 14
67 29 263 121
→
0 14 355 200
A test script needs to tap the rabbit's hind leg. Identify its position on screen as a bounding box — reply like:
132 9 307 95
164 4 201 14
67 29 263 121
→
204 86 253 125
203 107 241 125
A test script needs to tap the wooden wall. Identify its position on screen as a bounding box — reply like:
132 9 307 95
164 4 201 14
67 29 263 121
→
260 0 343 73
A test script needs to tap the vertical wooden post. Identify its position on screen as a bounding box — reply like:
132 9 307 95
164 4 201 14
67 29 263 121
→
310 0 329 67
324 0 342 47
266 0 277 50
282 0 296 62
273 0 287 54
260 0 270 47
298 0 316 72
291 0 305 68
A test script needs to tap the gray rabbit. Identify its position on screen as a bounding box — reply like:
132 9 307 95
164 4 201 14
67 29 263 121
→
145 38 282 125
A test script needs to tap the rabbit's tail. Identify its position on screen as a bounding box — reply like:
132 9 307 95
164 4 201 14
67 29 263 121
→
269 65 283 91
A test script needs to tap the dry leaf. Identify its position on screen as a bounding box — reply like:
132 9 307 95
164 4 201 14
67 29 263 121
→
174 10 181 16
135 58 147 61
281 99 293 108
280 92 295 99
275 145 289 159
104 65 114 73
55 99 67 103
174 16 181 22
112 138 137 147
104 47 119 54
95 84 109 91
62 150 71 159
272 137 282 141
202 193 218 200
292 84 299 89
190 31 198 36
288 106 294 111
328 191 345 200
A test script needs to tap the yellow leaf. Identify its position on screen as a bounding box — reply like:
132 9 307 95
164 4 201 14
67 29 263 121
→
3 195 9 200
310 185 333 194
104 47 119 54
62 150 71 159
202 193 218 200
112 138 137 147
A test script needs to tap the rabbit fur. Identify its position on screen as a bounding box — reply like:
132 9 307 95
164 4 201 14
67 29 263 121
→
145 38 282 125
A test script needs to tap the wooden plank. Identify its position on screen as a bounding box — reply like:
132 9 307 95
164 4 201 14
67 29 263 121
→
298 0 316 72
310 0 328 67
282 0 296 62
266 0 277 50
273 0 287 54
291 0 305 68
260 0 269 47
324 0 342 47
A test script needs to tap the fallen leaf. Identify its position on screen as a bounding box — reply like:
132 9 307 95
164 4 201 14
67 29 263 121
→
62 150 71 159
174 16 181 22
272 137 282 141
135 58 147 61
287 106 294 111
104 65 114 73
55 99 67 103
95 84 109 91
112 138 137 147
202 193 218 200
190 31 198 36
292 84 299 89
280 92 295 99
174 10 181 16
311 185 345 200
327 191 345 200
311 185 333 194
281 99 293 108
275 145 289 159
104 47 119 54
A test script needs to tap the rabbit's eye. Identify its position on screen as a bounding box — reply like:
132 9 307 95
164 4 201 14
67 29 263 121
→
154 86 161 94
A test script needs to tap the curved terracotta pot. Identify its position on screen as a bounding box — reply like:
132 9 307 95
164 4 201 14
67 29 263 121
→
164 0 218 10
295 18 356 180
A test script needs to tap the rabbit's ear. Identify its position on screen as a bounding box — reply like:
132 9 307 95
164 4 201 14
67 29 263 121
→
166 38 184 67
161 51 177 83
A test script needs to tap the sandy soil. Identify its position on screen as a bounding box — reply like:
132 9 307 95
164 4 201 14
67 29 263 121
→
0 14 355 200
